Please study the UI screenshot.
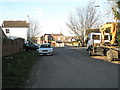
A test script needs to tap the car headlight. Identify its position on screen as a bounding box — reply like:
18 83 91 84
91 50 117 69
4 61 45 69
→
50 48 53 51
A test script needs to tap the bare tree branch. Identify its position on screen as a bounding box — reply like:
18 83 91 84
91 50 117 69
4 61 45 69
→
30 20 41 38
27 18 41 43
66 2 101 41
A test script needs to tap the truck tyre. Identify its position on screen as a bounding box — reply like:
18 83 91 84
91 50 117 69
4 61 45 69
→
107 50 113 61
88 49 94 56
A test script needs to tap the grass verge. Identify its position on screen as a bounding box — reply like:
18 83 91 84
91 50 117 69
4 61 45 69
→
2 51 39 88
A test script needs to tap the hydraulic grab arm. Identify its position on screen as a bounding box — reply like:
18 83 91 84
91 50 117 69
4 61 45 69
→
100 23 117 45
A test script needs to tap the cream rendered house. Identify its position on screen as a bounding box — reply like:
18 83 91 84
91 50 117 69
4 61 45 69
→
2 20 29 43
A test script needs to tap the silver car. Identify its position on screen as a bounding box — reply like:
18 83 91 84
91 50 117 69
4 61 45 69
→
37 43 53 55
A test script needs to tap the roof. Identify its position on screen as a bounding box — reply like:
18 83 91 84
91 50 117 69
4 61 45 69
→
2 21 29 28
52 34 64 36
90 29 99 32
41 34 52 36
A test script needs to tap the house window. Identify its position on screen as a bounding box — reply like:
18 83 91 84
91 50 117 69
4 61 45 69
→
58 37 60 40
6 29 9 33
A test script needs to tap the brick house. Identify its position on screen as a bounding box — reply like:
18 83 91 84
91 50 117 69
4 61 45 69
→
51 33 65 47
40 34 54 44
40 33 65 47
40 33 83 47
51 33 65 41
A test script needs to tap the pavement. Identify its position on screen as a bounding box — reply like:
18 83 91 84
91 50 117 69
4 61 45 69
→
79 47 120 64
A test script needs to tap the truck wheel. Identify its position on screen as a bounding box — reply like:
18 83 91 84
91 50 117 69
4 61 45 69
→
107 50 113 61
88 49 94 56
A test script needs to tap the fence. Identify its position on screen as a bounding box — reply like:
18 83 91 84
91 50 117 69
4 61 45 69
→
2 38 24 57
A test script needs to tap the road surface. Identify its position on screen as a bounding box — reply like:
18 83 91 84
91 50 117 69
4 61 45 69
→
27 47 119 88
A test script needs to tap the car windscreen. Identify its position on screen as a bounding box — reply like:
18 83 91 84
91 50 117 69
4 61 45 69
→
40 44 51 48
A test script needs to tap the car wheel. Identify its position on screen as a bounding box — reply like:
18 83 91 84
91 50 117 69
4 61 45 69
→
49 53 53 56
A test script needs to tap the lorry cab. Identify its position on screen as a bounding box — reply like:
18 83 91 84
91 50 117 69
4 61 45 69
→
87 33 110 50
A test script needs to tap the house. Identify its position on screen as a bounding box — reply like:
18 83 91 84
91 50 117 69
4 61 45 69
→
0 26 7 39
51 33 65 41
40 34 53 44
1 27 24 57
40 33 65 47
64 36 82 46
65 36 81 42
2 20 29 43
51 33 65 47
31 37 41 44
0 27 7 57
40 33 83 47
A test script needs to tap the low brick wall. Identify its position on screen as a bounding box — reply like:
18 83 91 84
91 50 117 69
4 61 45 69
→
2 38 24 57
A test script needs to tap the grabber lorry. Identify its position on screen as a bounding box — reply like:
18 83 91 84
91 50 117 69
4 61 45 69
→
87 23 120 61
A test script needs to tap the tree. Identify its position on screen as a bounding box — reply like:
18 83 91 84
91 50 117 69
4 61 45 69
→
66 2 101 42
111 0 120 20
27 18 41 44
110 0 120 45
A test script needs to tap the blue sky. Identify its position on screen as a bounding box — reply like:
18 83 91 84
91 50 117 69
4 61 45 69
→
0 0 112 36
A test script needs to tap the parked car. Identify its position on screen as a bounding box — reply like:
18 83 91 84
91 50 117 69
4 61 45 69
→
23 43 39 51
37 43 53 55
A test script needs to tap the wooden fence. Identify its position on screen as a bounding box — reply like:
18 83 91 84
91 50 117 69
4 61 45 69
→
2 38 24 57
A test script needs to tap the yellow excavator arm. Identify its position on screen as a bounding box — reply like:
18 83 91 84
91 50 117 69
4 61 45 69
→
100 23 117 45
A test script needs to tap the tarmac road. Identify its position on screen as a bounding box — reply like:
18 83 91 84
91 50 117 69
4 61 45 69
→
27 47 119 88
